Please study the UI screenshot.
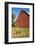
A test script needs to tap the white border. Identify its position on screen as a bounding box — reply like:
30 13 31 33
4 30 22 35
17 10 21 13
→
8 4 33 42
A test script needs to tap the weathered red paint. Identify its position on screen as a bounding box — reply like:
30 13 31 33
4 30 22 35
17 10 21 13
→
16 10 29 28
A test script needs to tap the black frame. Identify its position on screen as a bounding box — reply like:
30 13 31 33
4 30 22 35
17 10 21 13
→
5 2 34 44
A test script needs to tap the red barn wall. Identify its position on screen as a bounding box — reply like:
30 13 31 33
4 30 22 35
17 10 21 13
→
16 11 29 28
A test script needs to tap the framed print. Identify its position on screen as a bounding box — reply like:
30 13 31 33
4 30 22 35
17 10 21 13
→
5 2 34 44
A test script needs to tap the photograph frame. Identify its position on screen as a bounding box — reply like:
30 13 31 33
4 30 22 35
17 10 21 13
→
5 2 34 44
